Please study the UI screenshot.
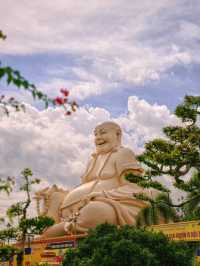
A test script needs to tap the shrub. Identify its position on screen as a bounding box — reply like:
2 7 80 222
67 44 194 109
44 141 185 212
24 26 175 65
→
63 223 194 266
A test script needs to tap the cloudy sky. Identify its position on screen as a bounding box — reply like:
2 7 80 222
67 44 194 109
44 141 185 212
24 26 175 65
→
0 0 199 214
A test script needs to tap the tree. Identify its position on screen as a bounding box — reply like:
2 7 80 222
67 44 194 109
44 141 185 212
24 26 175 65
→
136 193 177 226
181 172 200 220
0 176 15 194
138 95 200 184
0 168 55 265
130 95 200 221
0 226 17 244
125 173 177 226
63 223 194 266
0 245 19 263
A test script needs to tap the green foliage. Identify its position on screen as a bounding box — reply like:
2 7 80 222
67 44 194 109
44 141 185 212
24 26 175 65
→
0 245 19 262
0 176 15 194
125 172 176 225
125 173 169 192
136 95 200 220
7 202 24 221
0 30 53 110
63 224 194 266
0 30 78 116
0 30 6 40
175 95 200 125
0 217 5 224
6 168 37 225
0 168 55 266
0 66 53 108
18 216 54 235
136 193 177 226
181 172 200 220
0 95 26 115
0 227 17 243
0 30 53 113
138 95 200 184
183 208 200 221
3 168 54 240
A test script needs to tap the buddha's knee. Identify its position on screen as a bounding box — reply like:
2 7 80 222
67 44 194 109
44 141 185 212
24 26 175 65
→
77 201 117 228
42 222 66 238
61 201 83 219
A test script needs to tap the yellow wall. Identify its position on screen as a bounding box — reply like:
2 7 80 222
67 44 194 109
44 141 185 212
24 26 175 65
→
13 235 79 266
151 220 200 241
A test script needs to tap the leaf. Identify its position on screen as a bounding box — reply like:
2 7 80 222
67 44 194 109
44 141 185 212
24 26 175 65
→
0 68 5 79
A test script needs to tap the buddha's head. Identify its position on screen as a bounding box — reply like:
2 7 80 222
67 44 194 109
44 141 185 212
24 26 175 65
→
94 121 122 154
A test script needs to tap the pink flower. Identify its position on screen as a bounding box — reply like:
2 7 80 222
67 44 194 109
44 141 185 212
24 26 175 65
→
60 89 69 97
65 111 71 115
54 97 65 105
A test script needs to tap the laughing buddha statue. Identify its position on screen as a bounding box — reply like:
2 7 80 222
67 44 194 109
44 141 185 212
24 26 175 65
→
38 121 158 237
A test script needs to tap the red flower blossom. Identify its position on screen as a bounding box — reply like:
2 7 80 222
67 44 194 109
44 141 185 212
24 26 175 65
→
63 98 68 103
60 89 69 97
65 111 71 115
54 97 65 105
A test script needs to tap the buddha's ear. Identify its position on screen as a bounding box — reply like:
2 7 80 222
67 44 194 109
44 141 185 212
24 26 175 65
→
116 129 122 142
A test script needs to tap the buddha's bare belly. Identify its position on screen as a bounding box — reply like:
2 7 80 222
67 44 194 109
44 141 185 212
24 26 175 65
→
61 178 119 209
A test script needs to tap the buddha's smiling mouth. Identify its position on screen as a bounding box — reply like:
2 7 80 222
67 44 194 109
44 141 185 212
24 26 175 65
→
96 141 107 146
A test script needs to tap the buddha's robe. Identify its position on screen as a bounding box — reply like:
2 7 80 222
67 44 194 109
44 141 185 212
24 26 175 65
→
60 146 157 232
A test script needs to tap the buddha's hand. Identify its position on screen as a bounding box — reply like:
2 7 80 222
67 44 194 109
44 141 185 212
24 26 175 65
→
83 192 103 204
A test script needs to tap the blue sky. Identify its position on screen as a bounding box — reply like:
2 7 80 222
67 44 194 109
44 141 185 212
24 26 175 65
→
0 0 200 116
1 53 199 116
0 0 199 211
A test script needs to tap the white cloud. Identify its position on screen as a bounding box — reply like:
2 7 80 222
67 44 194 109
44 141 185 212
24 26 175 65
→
179 20 200 43
39 77 104 101
0 97 179 213
0 0 198 100
116 96 179 153
0 1 169 55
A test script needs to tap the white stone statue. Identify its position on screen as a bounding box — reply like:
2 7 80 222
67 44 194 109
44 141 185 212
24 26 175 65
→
39 121 157 237
34 185 68 223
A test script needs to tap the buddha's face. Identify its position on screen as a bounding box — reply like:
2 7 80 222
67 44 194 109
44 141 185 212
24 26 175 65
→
94 124 121 154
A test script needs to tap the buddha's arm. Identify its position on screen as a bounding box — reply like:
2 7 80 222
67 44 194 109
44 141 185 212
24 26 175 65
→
115 147 144 178
90 148 144 199
81 158 94 184
82 148 145 200
120 168 144 183
85 164 144 201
